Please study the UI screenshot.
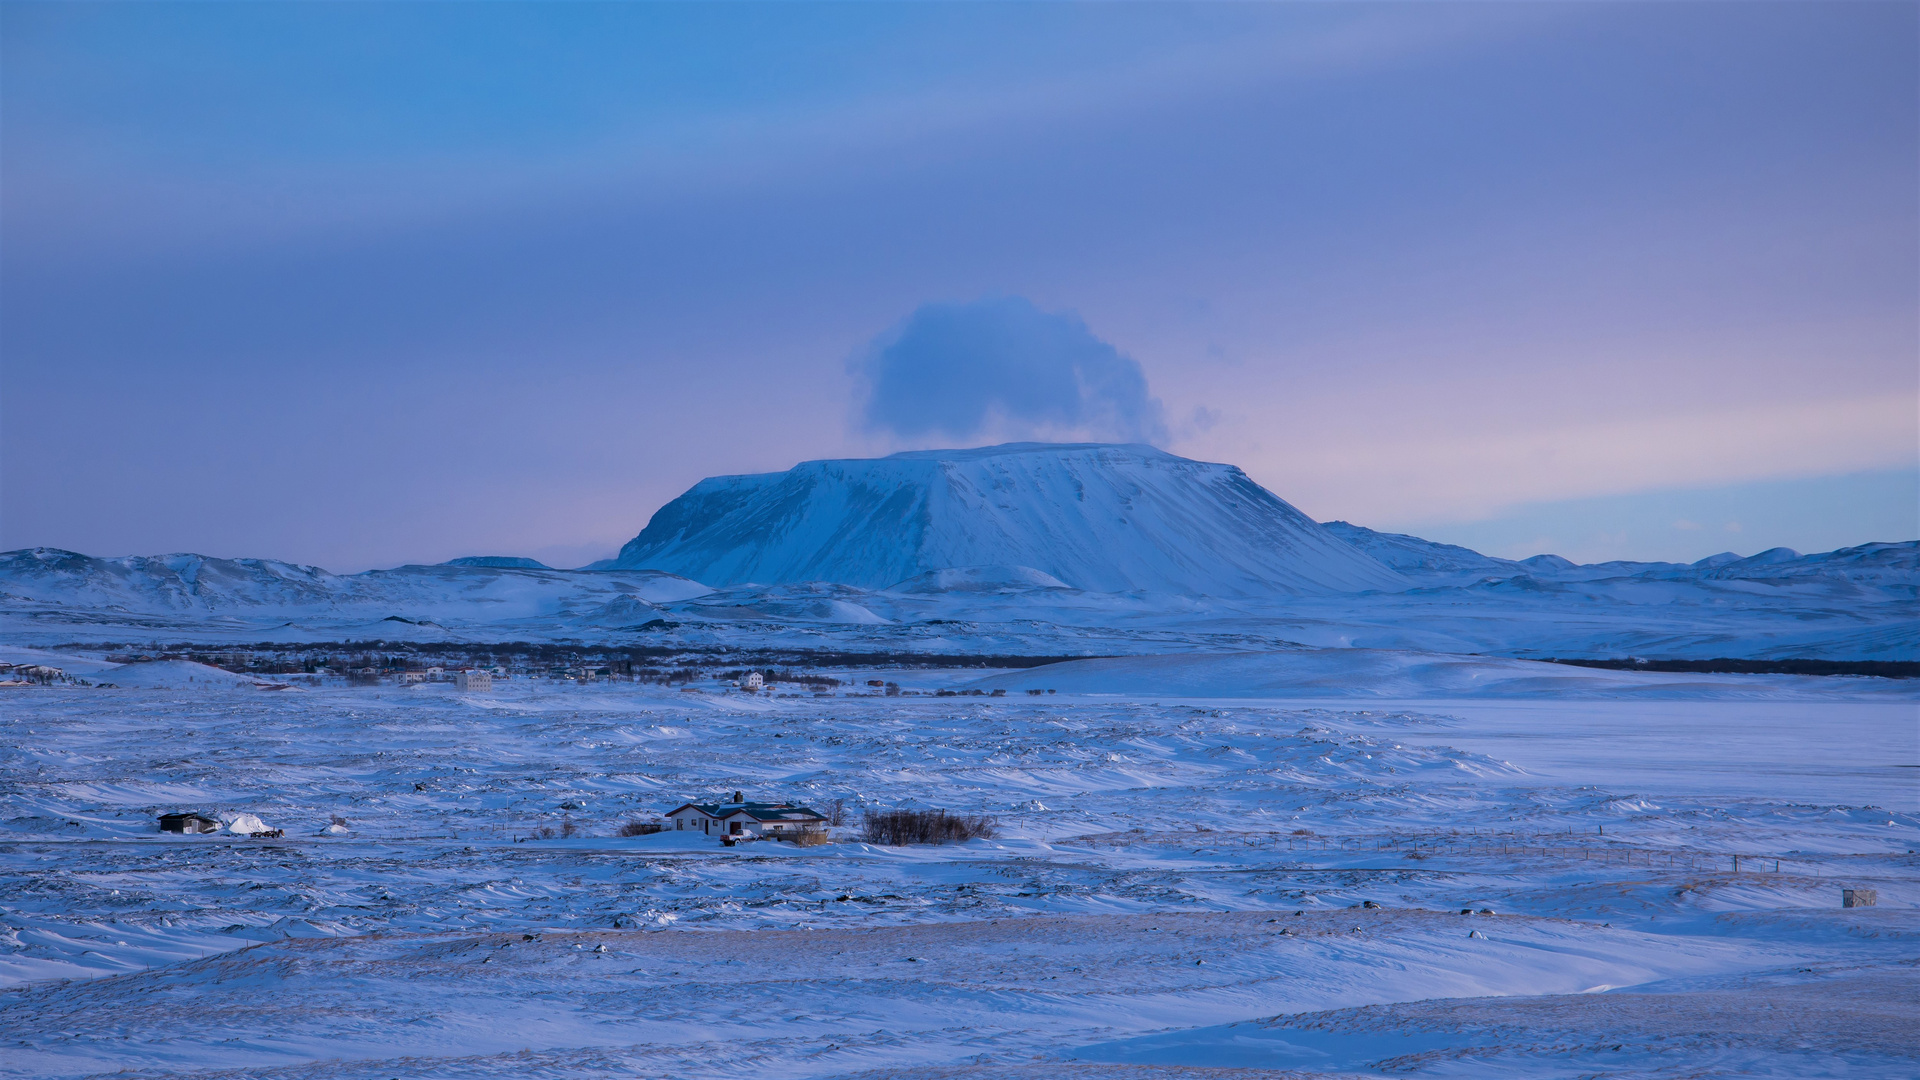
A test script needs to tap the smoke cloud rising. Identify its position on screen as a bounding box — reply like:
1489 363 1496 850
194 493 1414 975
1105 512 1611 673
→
855 297 1167 446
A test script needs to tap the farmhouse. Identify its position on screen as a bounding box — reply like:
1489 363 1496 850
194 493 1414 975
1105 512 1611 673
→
665 790 828 838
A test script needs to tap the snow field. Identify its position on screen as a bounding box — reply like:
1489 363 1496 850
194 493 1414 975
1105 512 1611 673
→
4 911 1910 1079
0 682 1914 1077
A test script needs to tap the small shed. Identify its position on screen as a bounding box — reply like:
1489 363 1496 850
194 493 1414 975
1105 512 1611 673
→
160 812 220 834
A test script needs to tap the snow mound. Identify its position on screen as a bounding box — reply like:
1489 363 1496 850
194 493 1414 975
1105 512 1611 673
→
613 443 1408 596
442 556 550 569
965 649 1919 700
574 593 666 625
94 660 283 690
226 814 270 835
685 583 894 624
887 565 1073 593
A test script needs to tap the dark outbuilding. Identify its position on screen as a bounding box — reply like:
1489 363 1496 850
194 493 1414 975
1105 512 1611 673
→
159 812 220 834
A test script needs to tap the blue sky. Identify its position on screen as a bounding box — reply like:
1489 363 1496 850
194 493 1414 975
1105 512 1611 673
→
3 2 1914 571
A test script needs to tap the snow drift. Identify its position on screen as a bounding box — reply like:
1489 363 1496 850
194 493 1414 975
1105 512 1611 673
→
612 443 1407 596
965 649 1917 700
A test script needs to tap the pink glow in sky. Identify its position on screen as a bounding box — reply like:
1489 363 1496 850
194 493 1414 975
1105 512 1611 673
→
3 3 1913 570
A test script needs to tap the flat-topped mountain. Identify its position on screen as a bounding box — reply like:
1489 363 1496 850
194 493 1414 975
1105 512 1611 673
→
611 443 1408 595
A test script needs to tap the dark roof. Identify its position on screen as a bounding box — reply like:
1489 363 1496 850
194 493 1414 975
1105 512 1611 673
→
667 800 825 822
159 812 217 822
726 805 827 823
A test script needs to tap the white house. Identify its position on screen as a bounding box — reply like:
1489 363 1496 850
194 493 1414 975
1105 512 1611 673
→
454 669 492 691
665 791 827 839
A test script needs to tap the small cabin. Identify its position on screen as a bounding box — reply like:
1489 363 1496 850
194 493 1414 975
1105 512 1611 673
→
159 812 220 834
665 791 827 838
741 672 764 691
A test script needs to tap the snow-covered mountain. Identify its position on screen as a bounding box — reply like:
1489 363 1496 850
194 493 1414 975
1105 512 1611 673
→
0 549 349 612
1321 522 1523 585
613 443 1408 596
0 548 709 623
1324 522 1918 592
2 445 1912 659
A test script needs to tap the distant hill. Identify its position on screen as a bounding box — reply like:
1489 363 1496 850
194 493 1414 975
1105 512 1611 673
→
442 556 550 569
611 443 1409 596
0 547 708 619
1321 522 1918 590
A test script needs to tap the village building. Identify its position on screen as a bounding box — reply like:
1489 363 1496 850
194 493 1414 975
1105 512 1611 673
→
740 672 764 691
664 790 828 839
2 663 69 686
454 669 492 691
159 812 220 834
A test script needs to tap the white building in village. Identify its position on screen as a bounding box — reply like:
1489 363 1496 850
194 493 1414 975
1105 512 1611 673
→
665 791 827 839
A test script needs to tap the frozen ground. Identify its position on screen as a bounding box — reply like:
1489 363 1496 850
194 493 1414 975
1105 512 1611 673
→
2 673 1915 1078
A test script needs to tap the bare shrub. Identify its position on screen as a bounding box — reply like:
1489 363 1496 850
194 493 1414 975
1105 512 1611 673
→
862 808 997 846
827 798 847 826
618 818 663 837
790 829 830 846
534 826 556 840
329 814 349 827
560 815 578 839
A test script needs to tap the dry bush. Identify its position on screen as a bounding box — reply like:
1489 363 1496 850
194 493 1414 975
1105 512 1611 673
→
862 808 997 846
789 829 830 846
560 815 577 839
618 818 663 837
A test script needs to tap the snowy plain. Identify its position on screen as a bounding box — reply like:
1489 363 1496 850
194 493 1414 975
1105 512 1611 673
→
2 668 1914 1079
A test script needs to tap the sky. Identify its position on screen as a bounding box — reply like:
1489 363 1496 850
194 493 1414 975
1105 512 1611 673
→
2 2 1914 572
